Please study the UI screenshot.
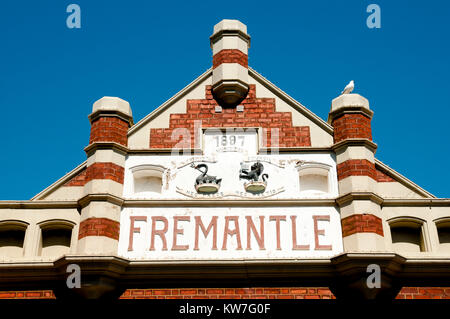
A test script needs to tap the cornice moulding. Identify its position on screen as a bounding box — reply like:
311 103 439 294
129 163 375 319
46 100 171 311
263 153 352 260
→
336 192 384 206
0 201 78 209
382 198 450 207
327 106 374 123
77 194 124 208
88 109 133 125
332 138 378 153
84 142 129 156
123 199 337 207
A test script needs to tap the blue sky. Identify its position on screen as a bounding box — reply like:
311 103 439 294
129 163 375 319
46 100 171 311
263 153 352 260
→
0 0 449 199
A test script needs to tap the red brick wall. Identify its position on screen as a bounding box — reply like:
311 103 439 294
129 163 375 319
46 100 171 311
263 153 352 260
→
120 287 335 299
341 214 384 237
89 117 129 146
332 113 372 143
1 287 450 299
64 167 87 186
150 85 311 149
85 162 124 184
0 290 55 299
336 159 377 181
78 217 120 240
396 287 450 299
376 168 395 182
213 49 248 69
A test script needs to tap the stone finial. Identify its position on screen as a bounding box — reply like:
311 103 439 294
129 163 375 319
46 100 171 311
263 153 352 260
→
328 93 372 124
210 19 250 108
92 96 132 118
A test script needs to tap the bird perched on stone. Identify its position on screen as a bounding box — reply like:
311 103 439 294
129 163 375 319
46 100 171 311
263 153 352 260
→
341 80 354 95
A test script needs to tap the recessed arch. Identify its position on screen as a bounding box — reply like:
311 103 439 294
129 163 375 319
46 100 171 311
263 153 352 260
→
37 219 75 258
433 217 450 227
0 220 28 258
296 162 331 195
387 216 426 228
387 216 427 253
131 164 166 196
37 219 75 230
433 217 450 252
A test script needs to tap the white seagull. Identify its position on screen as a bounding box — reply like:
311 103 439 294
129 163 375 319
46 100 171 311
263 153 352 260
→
341 80 354 95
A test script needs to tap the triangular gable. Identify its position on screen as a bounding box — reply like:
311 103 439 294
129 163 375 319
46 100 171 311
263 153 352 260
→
31 161 87 200
127 67 334 149
32 67 435 201
375 159 435 198
33 67 335 200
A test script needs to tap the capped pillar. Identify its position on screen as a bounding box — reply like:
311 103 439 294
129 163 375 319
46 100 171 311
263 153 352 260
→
210 19 250 107
329 93 385 252
77 97 132 255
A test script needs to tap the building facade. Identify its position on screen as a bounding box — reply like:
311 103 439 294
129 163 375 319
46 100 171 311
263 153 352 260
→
1 20 450 301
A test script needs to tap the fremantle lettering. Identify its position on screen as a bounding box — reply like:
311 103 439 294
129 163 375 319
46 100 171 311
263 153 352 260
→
119 204 342 259
124 213 335 253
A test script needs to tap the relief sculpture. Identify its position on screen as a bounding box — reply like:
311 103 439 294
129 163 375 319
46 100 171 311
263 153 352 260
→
239 161 269 194
191 163 222 194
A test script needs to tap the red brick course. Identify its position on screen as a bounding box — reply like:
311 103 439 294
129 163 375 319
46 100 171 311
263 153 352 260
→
396 287 450 299
336 159 377 181
64 167 87 186
213 49 248 69
341 214 384 237
85 162 124 184
1 287 450 299
120 287 335 299
376 168 395 182
332 113 372 143
89 117 129 146
149 85 311 148
0 290 55 299
78 217 120 240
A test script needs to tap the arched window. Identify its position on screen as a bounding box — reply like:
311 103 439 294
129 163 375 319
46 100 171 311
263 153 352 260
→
38 220 74 258
297 163 331 195
434 218 450 253
131 165 165 196
388 217 427 253
0 221 28 258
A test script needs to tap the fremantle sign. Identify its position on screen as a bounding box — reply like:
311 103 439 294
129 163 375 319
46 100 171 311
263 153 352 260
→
118 207 343 260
